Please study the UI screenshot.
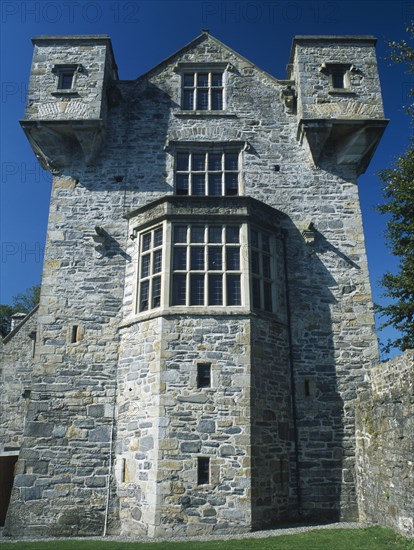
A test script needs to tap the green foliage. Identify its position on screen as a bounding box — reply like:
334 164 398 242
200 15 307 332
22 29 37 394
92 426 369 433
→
376 23 414 353
0 528 412 550
0 284 40 337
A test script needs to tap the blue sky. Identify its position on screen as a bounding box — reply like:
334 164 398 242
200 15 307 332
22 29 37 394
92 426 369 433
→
0 0 412 357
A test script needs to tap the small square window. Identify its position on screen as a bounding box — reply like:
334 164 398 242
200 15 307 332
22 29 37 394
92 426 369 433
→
197 363 211 388
197 457 210 485
59 71 75 90
52 64 81 93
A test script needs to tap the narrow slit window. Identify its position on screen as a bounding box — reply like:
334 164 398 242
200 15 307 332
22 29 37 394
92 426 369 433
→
197 457 210 485
71 325 79 343
197 363 211 388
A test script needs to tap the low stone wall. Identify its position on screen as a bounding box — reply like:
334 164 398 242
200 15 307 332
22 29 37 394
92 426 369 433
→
356 350 414 538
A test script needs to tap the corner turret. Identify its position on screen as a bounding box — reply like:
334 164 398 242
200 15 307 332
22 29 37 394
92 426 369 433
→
290 36 388 174
20 35 118 172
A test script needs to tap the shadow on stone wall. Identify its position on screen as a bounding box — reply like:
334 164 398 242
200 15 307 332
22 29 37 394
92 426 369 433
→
250 216 349 528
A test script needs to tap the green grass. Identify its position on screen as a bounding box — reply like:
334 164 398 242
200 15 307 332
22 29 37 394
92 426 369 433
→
1 528 413 550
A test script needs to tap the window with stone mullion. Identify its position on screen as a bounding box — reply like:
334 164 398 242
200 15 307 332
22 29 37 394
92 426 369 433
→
250 228 273 312
175 152 239 196
182 72 223 111
171 224 241 307
138 226 163 312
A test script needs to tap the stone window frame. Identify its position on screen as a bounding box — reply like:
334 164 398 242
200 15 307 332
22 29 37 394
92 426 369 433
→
170 222 244 308
175 149 241 197
137 225 164 313
174 62 230 113
51 63 83 95
319 62 357 94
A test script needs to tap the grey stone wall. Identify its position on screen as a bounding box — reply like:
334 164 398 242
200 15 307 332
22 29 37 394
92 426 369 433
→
4 32 387 537
356 350 414 538
0 308 38 454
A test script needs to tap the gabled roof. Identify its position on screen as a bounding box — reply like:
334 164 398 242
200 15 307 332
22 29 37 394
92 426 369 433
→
135 31 287 85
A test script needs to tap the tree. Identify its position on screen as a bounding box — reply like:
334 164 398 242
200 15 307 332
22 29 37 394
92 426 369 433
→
0 284 40 337
376 23 414 353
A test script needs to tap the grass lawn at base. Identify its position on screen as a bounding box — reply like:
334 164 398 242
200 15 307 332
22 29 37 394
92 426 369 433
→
1 528 413 550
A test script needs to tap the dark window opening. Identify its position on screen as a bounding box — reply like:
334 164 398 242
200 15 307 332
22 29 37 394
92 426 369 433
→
59 71 74 90
197 457 210 485
304 379 310 397
71 325 79 343
197 363 211 388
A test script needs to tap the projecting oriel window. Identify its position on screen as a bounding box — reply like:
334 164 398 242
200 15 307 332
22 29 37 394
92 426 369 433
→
171 224 242 307
138 225 163 312
175 151 239 196
182 71 223 110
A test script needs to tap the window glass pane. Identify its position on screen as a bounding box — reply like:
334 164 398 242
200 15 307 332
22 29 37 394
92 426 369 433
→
208 247 222 270
192 174 206 196
197 73 208 87
191 247 204 270
183 90 193 110
141 254 150 278
152 276 161 308
197 363 211 388
60 72 73 89
251 229 259 248
176 174 189 195
225 153 238 171
172 274 186 305
208 153 222 171
142 233 151 251
262 255 271 278
154 228 163 247
211 90 223 110
225 173 238 195
261 234 270 252
332 71 345 88
226 248 240 270
140 280 149 312
183 73 194 87
153 250 162 273
251 251 260 274
227 275 241 306
177 153 189 171
197 89 208 110
263 282 273 312
173 247 187 270
208 174 222 196
191 226 205 243
192 154 205 171
226 226 240 244
197 457 210 485
252 278 261 309
208 274 222 305
212 73 222 86
190 274 204 305
208 226 222 243
173 226 187 243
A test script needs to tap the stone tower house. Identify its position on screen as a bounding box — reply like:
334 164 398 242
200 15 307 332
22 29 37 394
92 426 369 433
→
1 33 388 537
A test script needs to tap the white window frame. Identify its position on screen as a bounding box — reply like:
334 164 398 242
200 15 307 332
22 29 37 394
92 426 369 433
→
175 149 240 197
133 220 276 316
182 70 224 111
